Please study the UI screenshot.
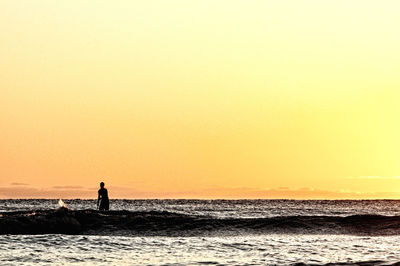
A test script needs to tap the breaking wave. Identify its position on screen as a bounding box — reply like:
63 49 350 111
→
2 209 400 236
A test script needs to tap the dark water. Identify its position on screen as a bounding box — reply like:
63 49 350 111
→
2 199 400 217
1 199 400 265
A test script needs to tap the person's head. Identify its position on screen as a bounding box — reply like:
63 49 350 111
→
100 182 105 188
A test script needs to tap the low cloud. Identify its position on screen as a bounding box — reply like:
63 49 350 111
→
149 187 400 200
0 186 95 199
1 186 400 199
52 186 84 189
10 182 30 186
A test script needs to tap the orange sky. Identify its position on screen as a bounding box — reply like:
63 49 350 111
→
1 1 400 199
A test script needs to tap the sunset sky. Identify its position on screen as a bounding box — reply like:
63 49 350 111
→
1 1 400 198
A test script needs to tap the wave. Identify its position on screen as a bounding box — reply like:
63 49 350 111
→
293 261 400 266
2 209 400 236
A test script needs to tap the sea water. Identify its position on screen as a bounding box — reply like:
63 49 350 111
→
1 199 400 265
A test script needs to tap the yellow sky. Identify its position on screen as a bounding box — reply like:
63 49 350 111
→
1 1 400 198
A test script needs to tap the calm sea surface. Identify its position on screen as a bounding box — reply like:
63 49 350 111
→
1 199 400 265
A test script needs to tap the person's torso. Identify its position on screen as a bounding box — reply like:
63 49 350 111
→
99 188 108 198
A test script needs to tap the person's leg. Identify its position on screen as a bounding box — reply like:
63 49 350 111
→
99 200 105 211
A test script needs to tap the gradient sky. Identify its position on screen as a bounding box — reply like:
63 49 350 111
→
1 1 400 198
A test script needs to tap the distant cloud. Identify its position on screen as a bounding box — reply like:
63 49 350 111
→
0 186 95 199
157 187 400 200
52 186 84 189
298 187 314 191
1 185 400 199
10 182 30 186
278 187 289 190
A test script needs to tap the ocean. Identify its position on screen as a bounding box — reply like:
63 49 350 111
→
1 199 400 265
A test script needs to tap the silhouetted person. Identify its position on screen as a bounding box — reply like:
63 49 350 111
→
97 182 109 211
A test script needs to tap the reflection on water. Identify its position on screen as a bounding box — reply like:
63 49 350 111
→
0 234 399 265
